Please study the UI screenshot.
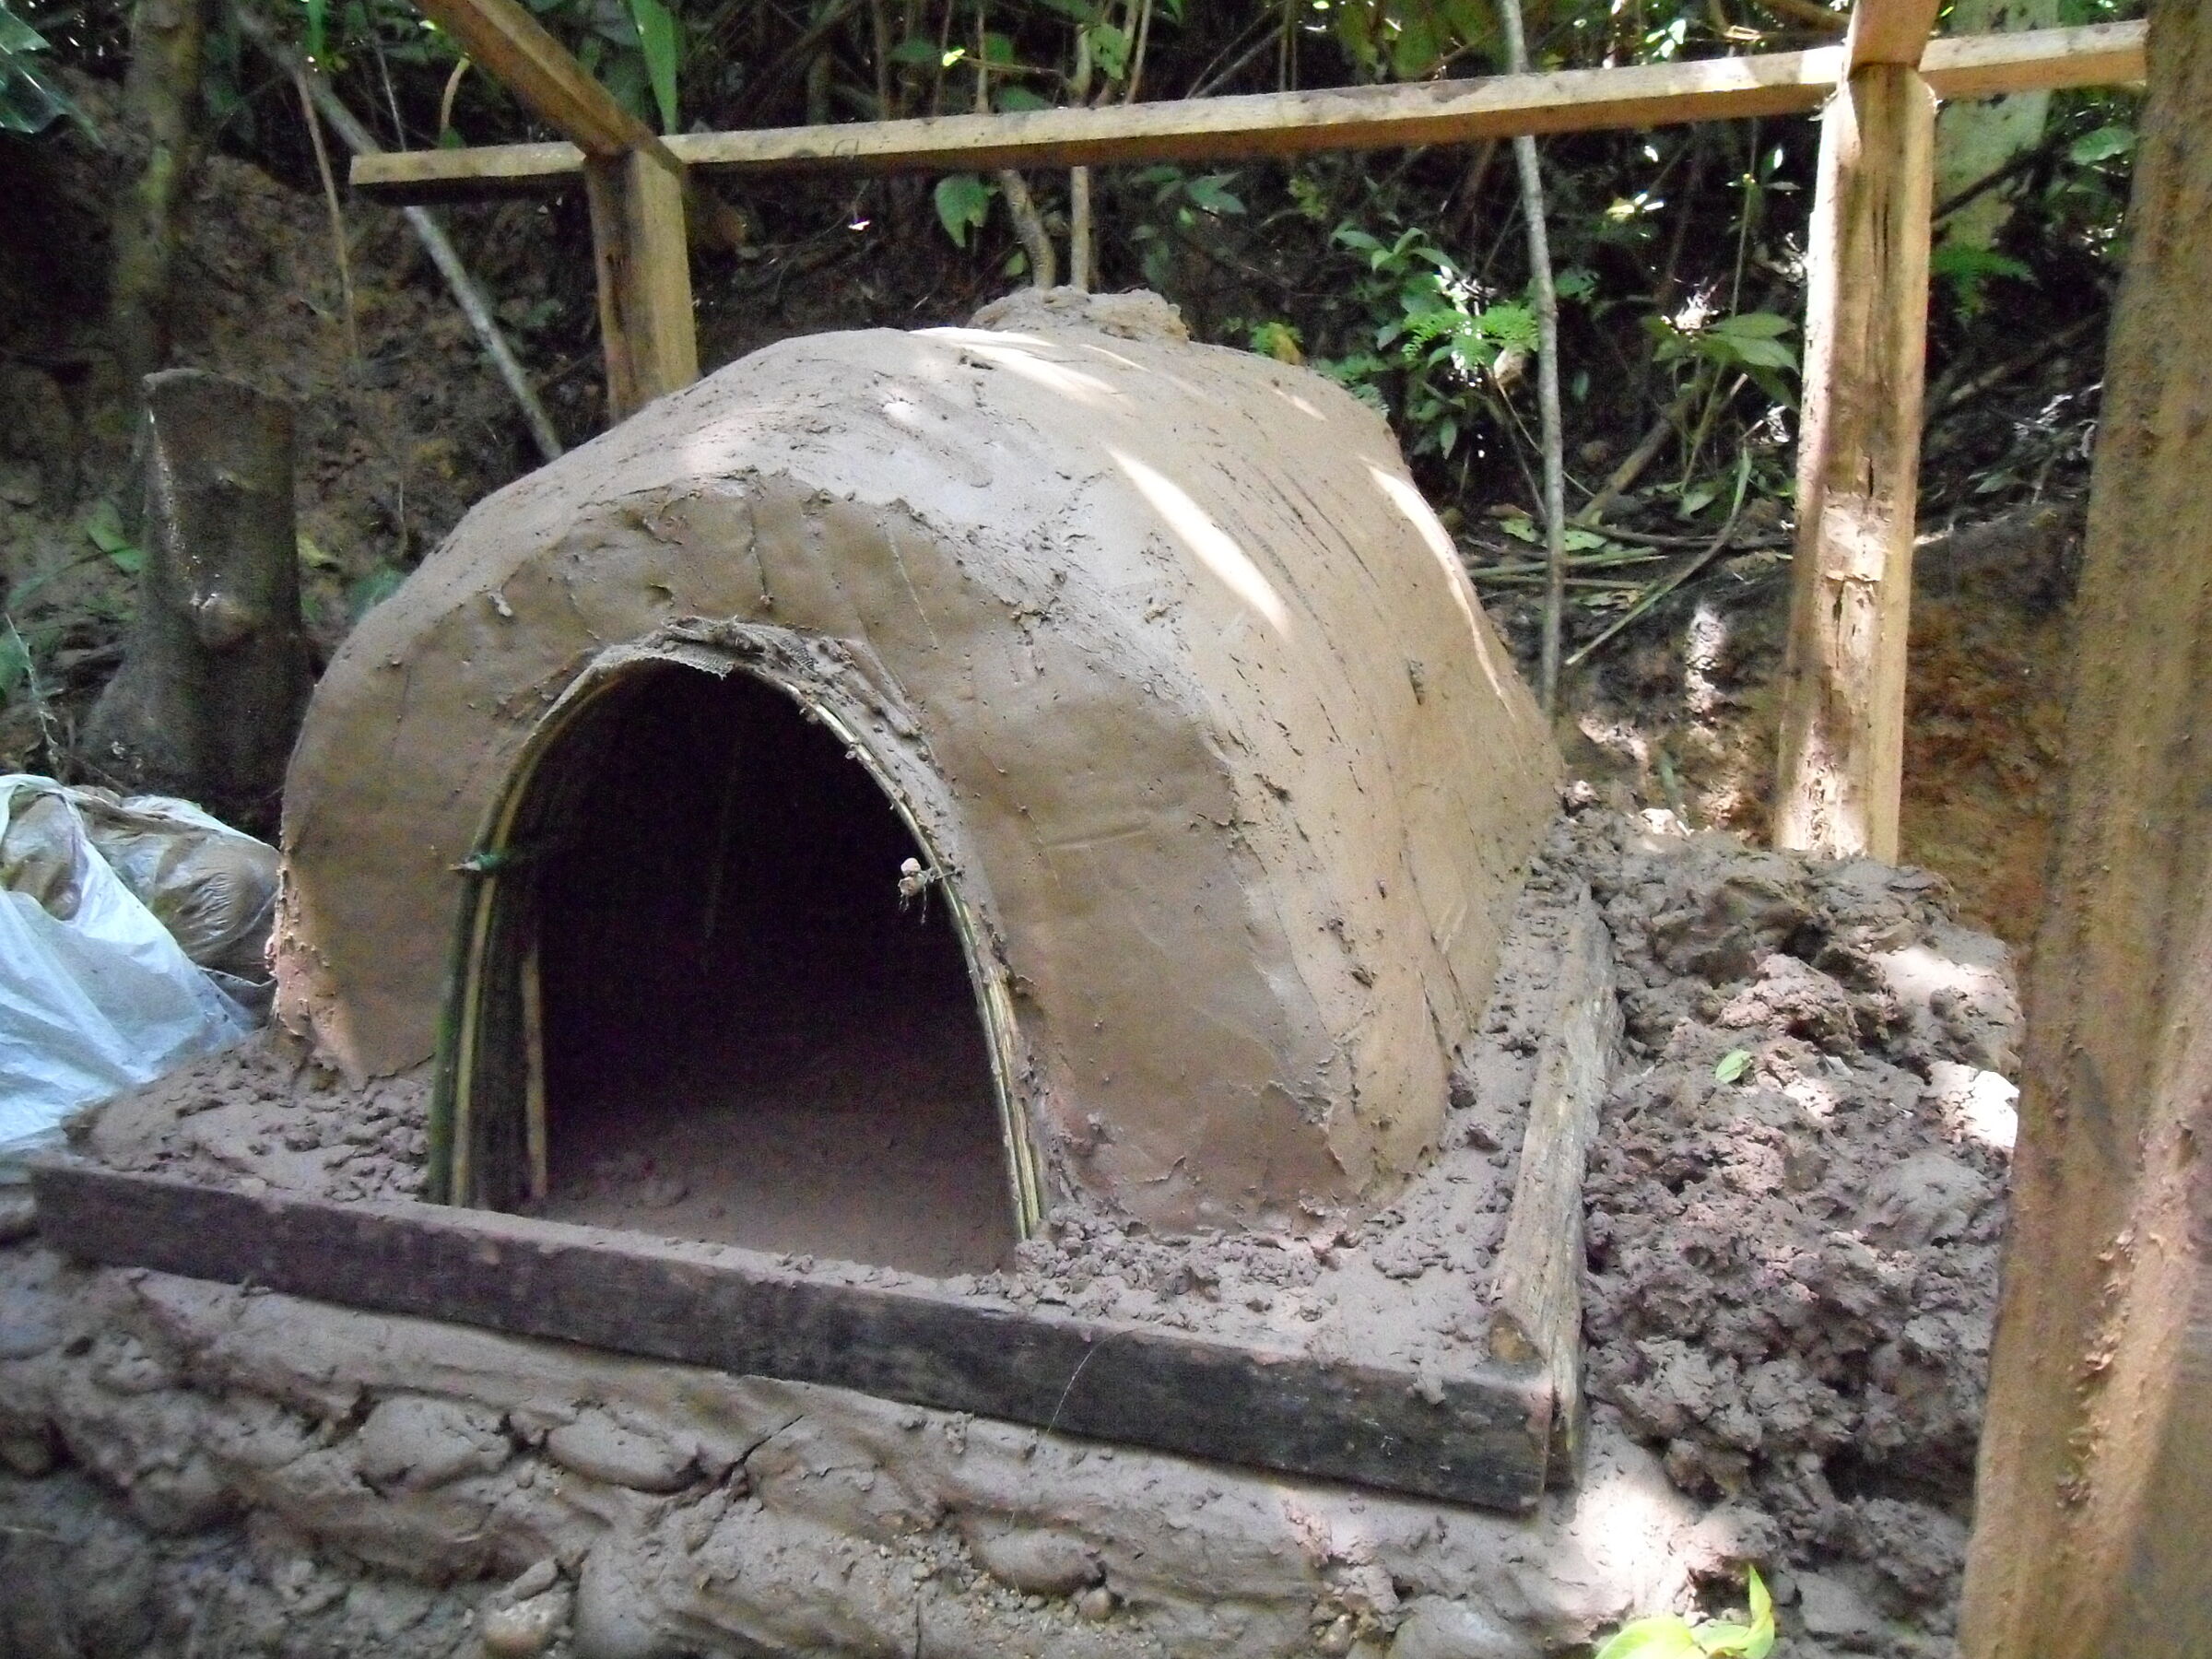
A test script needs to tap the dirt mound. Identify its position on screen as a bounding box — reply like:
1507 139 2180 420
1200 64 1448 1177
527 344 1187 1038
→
1563 802 2017 1653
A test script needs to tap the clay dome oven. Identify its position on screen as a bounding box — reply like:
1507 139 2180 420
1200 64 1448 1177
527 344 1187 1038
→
274 292 1559 1274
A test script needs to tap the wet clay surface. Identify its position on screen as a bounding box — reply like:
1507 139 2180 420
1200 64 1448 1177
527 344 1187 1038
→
73 856 1584 1368
276 292 1562 1234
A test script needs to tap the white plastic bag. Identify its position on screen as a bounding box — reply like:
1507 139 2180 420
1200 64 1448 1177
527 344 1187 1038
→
0 775 257 1166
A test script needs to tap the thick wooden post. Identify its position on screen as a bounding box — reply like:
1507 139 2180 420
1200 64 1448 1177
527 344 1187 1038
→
1771 23 1936 861
583 148 698 419
1960 3 2212 1651
82 370 312 833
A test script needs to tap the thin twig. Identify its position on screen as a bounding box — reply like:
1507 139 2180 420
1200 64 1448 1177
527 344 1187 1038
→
294 66 360 367
438 55 470 136
241 13 564 464
1573 380 1700 525
1566 453 1754 669
1929 312 2103 415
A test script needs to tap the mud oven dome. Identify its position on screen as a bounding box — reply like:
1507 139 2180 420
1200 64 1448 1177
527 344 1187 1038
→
273 289 1562 1280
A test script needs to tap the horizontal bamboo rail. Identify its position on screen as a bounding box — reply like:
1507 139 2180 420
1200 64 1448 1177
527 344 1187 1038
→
350 19 2143 204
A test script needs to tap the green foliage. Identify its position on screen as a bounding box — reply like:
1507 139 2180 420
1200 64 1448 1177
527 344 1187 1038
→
1315 221 1544 459
934 172 995 247
81 500 143 574
1594 1567 1776 1659
1644 309 1799 406
1714 1049 1753 1085
346 563 406 622
1930 243 2033 317
2066 122 2134 165
0 0 84 135
1329 0 1497 81
627 0 678 132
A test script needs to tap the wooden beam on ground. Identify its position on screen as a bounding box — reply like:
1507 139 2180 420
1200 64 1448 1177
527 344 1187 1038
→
1771 54 1936 861
1961 7 2212 1648
584 147 697 418
26 1156 1558 1512
1488 888 1620 1486
347 21 2144 205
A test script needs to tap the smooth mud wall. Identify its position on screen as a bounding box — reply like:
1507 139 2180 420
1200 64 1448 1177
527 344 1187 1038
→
276 290 1560 1234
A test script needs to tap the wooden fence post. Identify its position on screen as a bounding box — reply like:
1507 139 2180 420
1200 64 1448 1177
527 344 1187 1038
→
412 0 700 421
1960 3 2212 1648
583 149 698 420
1771 9 1936 862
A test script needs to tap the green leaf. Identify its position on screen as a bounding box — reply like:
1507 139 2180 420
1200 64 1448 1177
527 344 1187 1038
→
2068 123 2135 164
83 500 144 571
1931 243 2033 286
1724 336 1799 371
347 564 406 622
888 36 941 64
82 499 131 557
1594 1616 1705 1659
1082 19 1129 78
994 84 1050 112
933 172 994 247
1555 265 1599 303
1480 300 1540 353
0 622 28 701
1712 310 1793 339
297 534 341 571
1182 173 1244 216
1741 1565 1776 1659
626 0 679 133
1714 1049 1754 1085
0 0 83 137
1498 514 1541 544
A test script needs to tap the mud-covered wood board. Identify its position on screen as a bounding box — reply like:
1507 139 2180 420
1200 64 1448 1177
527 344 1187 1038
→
29 1157 1558 1512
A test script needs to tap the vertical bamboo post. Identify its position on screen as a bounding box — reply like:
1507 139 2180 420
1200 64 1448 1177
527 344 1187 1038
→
584 148 699 421
1771 7 1936 862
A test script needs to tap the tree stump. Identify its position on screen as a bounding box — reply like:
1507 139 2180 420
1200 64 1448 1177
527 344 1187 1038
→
83 370 312 834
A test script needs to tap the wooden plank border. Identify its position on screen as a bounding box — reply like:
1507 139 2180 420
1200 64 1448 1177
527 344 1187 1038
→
28 1157 1556 1512
349 22 2145 204
1488 888 1621 1487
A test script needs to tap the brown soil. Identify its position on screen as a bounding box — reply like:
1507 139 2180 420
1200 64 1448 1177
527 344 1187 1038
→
57 805 2019 1654
1512 502 2079 964
0 72 542 786
1559 803 2018 1653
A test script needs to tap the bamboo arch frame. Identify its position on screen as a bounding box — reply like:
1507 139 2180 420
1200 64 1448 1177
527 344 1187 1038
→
428 629 1046 1241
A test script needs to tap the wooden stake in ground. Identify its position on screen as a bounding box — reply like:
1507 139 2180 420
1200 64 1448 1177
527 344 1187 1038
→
82 371 312 834
1960 3 2212 1650
1771 9 1936 862
1492 0 1568 715
582 148 698 420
